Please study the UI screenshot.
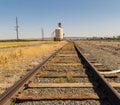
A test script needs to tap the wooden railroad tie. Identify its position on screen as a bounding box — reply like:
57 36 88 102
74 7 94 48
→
96 68 111 71
102 73 118 78
36 74 117 78
90 61 98 63
36 74 88 78
26 82 120 88
16 92 106 100
92 63 103 66
57 54 78 57
45 69 83 72
88 58 97 61
28 83 95 88
109 82 120 88
52 63 82 66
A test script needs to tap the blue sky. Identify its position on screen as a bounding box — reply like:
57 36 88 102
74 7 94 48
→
0 0 120 39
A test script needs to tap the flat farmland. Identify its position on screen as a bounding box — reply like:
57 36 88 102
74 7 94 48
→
0 40 67 93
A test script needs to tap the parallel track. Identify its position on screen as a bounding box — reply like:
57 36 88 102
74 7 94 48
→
0 42 120 105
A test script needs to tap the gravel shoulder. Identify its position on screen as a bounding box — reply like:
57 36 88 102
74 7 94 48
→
75 40 120 70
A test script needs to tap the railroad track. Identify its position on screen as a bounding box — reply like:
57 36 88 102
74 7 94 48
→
81 41 120 56
0 42 120 105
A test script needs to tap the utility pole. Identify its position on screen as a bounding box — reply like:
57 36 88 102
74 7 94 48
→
41 28 44 40
16 16 19 40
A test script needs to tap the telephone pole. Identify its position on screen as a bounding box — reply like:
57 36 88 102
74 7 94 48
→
41 28 44 40
16 16 19 40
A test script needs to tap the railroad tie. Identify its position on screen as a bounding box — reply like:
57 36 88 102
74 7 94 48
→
27 83 95 88
36 74 88 78
52 63 82 66
57 54 78 57
16 92 106 101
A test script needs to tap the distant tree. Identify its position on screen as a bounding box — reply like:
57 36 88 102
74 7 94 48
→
113 36 116 39
117 36 120 38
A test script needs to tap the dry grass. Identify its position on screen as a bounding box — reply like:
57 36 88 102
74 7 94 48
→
0 49 23 65
0 40 57 48
0 41 33 48
0 41 67 70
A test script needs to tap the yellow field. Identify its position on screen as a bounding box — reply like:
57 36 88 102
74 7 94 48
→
0 41 67 70
0 41 35 48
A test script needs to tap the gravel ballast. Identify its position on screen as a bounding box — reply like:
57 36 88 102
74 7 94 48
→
76 40 120 70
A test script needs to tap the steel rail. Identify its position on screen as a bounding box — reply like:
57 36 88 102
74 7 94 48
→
0 43 68 105
74 42 120 105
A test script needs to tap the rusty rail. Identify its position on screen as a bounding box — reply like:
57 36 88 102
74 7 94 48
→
74 42 120 105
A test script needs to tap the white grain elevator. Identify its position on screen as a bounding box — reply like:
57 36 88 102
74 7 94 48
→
55 23 63 41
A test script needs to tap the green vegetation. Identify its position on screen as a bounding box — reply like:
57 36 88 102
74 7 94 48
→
10 102 15 105
55 78 65 83
66 75 76 82
116 36 120 38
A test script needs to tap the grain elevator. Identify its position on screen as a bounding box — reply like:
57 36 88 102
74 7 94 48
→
54 23 63 41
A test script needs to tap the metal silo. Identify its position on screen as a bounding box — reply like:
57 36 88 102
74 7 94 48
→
55 23 63 41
